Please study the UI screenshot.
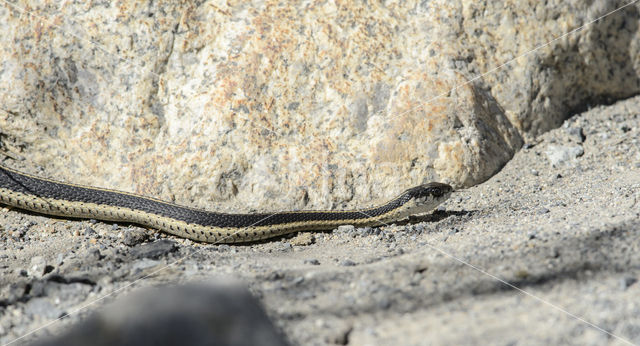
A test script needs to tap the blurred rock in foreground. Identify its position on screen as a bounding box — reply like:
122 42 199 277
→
31 281 289 346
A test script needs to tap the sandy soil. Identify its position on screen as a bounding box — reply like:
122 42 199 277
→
1 95 639 345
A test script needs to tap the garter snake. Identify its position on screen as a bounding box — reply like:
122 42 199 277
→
0 164 452 243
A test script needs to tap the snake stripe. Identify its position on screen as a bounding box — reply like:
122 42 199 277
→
0 164 452 243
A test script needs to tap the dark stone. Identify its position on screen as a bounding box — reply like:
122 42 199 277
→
621 277 637 290
31 281 290 346
340 259 356 267
122 228 150 246
130 240 177 259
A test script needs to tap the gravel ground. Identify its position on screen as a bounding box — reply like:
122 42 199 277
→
1 94 640 345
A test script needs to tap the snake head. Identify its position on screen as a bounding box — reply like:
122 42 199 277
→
404 182 453 205
384 182 453 220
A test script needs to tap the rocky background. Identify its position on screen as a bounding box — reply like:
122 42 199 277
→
1 0 640 345
1 0 639 210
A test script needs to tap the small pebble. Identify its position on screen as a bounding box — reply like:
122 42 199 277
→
304 259 320 265
377 298 391 310
84 226 96 237
122 228 149 246
620 277 637 290
130 240 177 259
340 259 356 267
537 208 550 215
337 225 355 233
564 126 585 142
290 232 315 246
87 248 102 261
326 324 353 345
24 298 63 320
545 145 584 166
28 256 47 278
266 271 284 281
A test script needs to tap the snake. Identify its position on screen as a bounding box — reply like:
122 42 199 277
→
0 164 452 243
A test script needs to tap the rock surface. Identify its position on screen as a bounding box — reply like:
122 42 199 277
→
1 93 639 345
1 1 638 211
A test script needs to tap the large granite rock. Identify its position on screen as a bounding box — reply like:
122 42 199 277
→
0 1 637 211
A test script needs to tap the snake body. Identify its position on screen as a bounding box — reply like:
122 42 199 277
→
0 164 452 243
